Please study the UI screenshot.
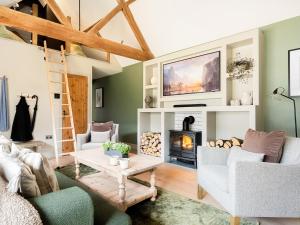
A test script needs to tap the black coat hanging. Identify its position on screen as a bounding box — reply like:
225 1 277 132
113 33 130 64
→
11 96 33 142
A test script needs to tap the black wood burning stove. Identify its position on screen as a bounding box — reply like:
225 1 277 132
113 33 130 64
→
169 130 202 168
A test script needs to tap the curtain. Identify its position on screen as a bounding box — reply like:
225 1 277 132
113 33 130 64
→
0 76 9 132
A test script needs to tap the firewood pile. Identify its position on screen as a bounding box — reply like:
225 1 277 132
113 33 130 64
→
206 137 243 149
140 132 161 157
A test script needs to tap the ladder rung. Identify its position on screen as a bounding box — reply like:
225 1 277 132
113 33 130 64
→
44 48 61 53
49 70 64 74
61 115 71 118
62 103 69 106
48 60 64 64
57 139 75 143
50 81 65 84
57 127 73 130
61 152 75 156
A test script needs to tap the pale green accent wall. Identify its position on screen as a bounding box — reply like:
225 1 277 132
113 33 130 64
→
92 63 143 144
261 16 300 136
93 16 300 144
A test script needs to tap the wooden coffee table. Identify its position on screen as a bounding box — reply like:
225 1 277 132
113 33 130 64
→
71 148 162 211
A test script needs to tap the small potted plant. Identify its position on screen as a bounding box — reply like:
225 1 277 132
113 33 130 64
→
102 141 131 158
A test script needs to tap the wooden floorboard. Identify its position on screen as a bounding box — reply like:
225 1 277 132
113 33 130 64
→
51 156 300 225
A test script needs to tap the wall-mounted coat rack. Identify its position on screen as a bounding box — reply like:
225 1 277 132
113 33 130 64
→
18 93 37 99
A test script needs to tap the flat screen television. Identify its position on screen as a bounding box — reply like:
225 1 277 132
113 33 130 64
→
163 51 220 96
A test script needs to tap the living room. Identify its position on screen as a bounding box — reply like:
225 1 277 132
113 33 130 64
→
0 1 300 225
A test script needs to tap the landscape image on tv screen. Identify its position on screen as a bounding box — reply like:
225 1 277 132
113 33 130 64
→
163 51 220 96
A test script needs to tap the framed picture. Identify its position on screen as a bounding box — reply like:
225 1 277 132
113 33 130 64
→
162 51 220 96
288 48 300 96
95 88 103 108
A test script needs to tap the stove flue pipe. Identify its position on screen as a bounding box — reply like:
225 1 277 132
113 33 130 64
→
183 116 195 131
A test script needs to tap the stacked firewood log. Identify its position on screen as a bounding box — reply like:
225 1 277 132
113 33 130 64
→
140 132 161 157
206 137 243 149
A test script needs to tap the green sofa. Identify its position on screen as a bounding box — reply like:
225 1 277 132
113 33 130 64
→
29 171 132 225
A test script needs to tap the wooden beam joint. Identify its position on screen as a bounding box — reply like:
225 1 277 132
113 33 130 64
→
0 6 152 61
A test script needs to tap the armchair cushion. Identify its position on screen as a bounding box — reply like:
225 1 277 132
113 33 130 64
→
92 121 113 132
242 129 286 163
16 147 60 195
227 146 264 166
280 136 300 164
197 146 230 165
91 130 111 143
0 153 41 198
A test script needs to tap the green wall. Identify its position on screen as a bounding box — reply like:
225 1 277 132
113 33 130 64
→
92 63 143 144
93 16 300 144
261 16 300 136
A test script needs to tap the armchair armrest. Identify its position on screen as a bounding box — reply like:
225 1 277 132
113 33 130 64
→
197 146 230 165
29 187 94 225
111 133 118 142
229 161 300 217
77 133 89 150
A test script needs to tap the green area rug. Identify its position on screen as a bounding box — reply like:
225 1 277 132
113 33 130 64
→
58 164 258 225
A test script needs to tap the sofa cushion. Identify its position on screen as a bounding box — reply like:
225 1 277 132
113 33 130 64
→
280 137 300 165
17 148 60 195
242 129 286 163
198 165 228 192
0 176 43 225
82 142 103 150
0 153 41 198
227 146 264 166
0 135 11 154
92 121 113 132
91 130 111 143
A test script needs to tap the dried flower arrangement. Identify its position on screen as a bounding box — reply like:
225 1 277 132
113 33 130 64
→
227 57 254 81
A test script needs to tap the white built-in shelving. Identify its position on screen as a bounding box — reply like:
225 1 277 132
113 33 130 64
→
138 29 263 163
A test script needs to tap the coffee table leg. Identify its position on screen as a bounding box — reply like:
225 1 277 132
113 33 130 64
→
118 175 126 204
75 157 80 180
150 169 157 201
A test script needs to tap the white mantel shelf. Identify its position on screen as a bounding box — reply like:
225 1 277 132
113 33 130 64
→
138 105 256 113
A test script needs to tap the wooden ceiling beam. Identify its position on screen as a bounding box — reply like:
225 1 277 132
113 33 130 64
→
120 0 153 57
45 0 72 28
86 0 136 35
0 6 153 61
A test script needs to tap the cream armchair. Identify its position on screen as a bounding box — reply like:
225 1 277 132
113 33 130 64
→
77 123 119 150
197 137 300 225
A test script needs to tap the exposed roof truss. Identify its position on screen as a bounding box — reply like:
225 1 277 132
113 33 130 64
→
0 0 154 61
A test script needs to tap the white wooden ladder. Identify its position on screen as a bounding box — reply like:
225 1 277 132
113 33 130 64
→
43 41 77 167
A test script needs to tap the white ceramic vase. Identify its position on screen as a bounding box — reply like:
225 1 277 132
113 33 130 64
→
241 92 253 105
150 75 158 85
119 158 130 169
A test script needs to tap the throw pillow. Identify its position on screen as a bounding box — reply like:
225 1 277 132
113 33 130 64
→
18 148 60 195
0 154 41 198
0 135 11 154
92 121 113 132
91 130 111 143
0 176 43 225
242 129 286 163
227 146 265 166
0 176 7 193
